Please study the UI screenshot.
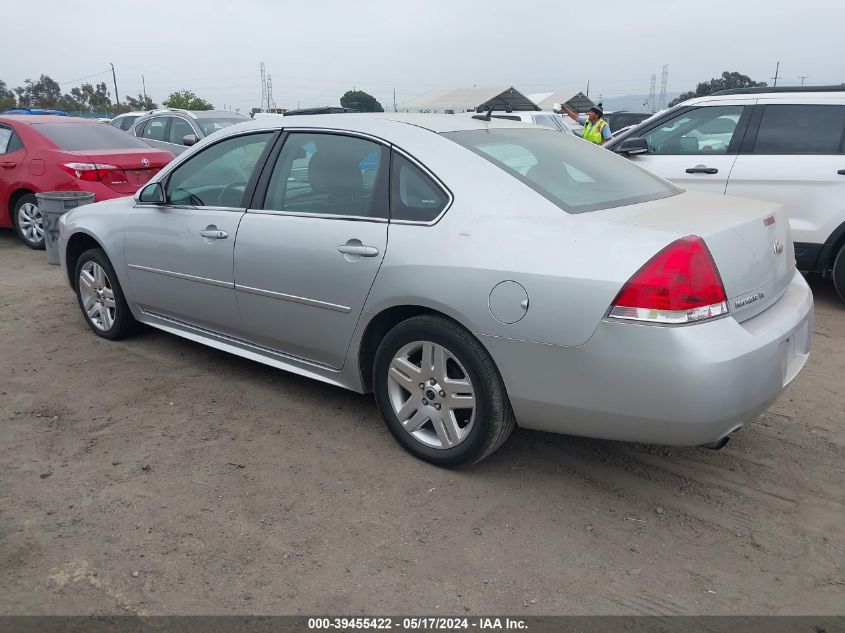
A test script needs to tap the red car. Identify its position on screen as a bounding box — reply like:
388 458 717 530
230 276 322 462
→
0 115 173 248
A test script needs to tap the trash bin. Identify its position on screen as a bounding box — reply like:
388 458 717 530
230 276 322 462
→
35 191 96 265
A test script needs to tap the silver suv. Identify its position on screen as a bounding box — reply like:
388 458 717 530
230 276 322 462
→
129 109 250 155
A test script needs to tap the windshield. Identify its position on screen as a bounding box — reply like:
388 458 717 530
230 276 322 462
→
35 122 152 150
443 128 679 214
197 118 247 136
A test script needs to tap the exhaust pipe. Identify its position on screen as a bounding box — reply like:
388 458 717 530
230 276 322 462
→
700 436 731 450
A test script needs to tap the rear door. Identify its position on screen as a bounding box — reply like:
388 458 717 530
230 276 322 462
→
137 115 173 152
125 131 275 334
625 101 754 194
0 124 28 225
234 131 389 368
726 101 845 270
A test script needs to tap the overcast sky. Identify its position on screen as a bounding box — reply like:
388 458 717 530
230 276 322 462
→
4 0 844 112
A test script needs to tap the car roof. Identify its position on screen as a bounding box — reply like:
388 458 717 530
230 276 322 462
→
228 112 540 135
191 110 250 119
684 90 845 106
0 115 101 125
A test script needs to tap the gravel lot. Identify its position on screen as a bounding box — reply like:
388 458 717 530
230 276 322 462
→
1 231 843 616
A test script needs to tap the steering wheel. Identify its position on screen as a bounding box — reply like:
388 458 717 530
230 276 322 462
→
172 188 205 207
219 181 248 207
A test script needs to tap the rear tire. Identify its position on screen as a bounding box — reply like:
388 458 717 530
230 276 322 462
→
833 244 845 304
373 315 516 468
74 248 137 340
12 193 45 249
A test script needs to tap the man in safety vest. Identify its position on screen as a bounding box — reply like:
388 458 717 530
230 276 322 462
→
562 102 612 145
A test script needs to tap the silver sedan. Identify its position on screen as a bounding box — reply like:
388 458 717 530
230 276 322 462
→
58 114 813 467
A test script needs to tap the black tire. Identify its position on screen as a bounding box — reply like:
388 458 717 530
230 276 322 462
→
12 193 45 250
373 314 516 468
74 248 137 340
833 244 845 304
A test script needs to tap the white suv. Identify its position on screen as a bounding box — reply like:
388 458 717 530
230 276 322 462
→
607 87 845 302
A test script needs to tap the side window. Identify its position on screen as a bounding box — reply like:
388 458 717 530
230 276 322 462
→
141 117 168 142
263 132 389 218
108 118 123 129
0 127 23 154
121 116 138 131
168 117 195 145
390 154 449 222
643 106 745 155
753 105 845 155
165 132 273 207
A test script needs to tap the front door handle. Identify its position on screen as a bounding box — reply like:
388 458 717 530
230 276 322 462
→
337 241 379 257
837 169 845 175
200 227 228 240
685 165 719 174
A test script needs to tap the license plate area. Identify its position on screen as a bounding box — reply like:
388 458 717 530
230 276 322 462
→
781 316 811 386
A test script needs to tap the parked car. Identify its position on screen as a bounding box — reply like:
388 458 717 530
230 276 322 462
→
128 109 250 155
603 111 652 133
3 108 69 116
58 114 812 467
606 86 845 302
109 110 155 131
0 114 173 248
463 110 582 136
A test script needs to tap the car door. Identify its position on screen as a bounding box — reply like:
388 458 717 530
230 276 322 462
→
137 115 173 152
726 101 845 269
125 131 275 334
166 115 198 155
0 124 28 225
625 101 754 194
234 131 389 368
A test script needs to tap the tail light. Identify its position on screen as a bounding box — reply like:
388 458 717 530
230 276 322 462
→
59 162 122 183
609 236 728 325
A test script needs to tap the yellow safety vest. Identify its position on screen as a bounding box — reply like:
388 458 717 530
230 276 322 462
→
583 118 608 144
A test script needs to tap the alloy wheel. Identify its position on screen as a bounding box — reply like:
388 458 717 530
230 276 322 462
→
17 202 44 245
386 340 476 449
78 261 117 331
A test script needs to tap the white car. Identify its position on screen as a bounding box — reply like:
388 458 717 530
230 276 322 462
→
607 87 845 302
463 110 582 137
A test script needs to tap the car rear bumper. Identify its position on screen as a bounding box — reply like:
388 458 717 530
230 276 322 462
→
479 270 813 446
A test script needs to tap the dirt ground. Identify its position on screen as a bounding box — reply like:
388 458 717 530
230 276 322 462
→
0 231 843 616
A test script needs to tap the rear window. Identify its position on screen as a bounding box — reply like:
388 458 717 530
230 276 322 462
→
443 128 679 214
197 118 247 136
36 122 151 150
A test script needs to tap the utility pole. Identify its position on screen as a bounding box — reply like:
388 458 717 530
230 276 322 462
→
260 62 267 112
267 75 274 111
771 61 780 87
648 73 657 112
393 88 397 113
586 79 590 99
142 74 147 105
110 63 120 105
658 64 669 110
798 75 808 86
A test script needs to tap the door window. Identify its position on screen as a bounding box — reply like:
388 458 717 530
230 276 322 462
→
165 132 273 207
753 105 845 155
643 106 745 155
390 154 449 222
121 116 139 131
141 117 168 141
0 127 13 154
262 132 389 218
168 117 195 145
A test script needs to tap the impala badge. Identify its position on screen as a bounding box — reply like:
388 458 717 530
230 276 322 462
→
763 215 776 226
773 241 784 255
141 158 150 168
735 292 765 309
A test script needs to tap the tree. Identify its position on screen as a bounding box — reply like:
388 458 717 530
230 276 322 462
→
124 93 158 111
68 82 113 112
0 80 15 110
340 90 383 112
14 74 62 109
163 90 213 110
668 71 767 107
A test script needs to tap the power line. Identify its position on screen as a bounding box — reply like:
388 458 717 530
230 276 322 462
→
60 69 112 86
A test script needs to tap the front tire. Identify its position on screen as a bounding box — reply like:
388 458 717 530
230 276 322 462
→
13 194 45 249
373 315 515 467
74 248 137 340
833 244 845 304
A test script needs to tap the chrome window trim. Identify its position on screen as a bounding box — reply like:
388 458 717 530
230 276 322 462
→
389 146 454 227
236 284 351 313
245 208 388 223
127 264 233 289
133 203 247 213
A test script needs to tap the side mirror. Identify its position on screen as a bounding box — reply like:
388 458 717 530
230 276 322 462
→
182 134 198 147
137 181 165 204
613 137 649 155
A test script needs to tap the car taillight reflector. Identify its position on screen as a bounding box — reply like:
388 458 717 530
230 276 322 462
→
609 236 728 325
59 162 120 182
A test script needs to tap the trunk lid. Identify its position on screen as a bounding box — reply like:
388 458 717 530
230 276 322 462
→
607 190 794 322
69 148 173 195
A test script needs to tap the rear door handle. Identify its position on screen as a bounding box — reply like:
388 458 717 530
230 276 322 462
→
0 161 16 169
337 243 379 257
837 169 845 175
685 165 719 174
199 228 228 240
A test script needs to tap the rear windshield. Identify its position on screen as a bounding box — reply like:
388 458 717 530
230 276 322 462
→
197 118 247 136
36 122 151 150
443 128 679 213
